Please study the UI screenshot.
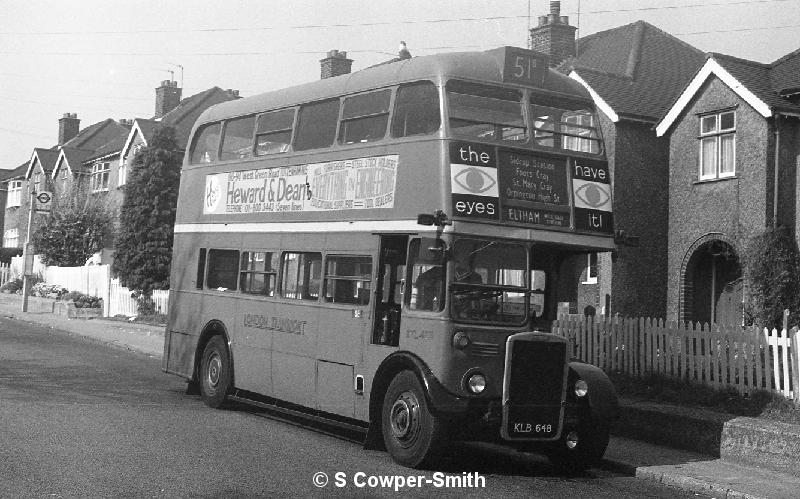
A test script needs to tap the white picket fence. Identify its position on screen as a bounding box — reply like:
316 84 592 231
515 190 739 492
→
108 278 169 317
554 316 800 401
0 263 10 287
40 263 169 318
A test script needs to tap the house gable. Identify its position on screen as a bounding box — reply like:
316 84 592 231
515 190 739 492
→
657 58 772 137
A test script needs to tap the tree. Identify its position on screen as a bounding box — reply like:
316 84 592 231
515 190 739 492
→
112 126 182 297
744 226 800 328
31 189 114 267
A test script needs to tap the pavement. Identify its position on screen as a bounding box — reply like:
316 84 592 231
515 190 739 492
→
2 293 800 498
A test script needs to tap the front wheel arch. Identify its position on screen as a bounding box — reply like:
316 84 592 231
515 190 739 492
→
193 320 234 388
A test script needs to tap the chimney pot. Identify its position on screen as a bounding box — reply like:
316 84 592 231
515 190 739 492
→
530 0 576 67
560 16 569 24
538 15 547 27
320 48 353 79
58 112 80 145
550 1 560 15
155 80 182 118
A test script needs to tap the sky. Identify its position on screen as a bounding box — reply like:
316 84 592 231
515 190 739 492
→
1 0 798 169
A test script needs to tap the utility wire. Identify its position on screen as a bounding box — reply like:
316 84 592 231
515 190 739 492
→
0 0 792 36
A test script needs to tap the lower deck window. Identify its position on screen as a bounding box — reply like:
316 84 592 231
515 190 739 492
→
207 249 239 291
281 252 322 300
324 255 372 305
240 251 279 296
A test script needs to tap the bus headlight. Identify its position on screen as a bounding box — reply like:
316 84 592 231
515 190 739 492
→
574 379 589 398
467 373 486 394
452 331 470 350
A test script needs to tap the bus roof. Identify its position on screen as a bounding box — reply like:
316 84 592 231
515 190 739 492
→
196 47 591 125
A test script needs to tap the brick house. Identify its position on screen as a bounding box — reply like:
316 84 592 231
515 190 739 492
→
529 1 706 318
655 50 800 324
2 81 240 266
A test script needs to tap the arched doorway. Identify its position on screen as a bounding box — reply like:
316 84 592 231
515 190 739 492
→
681 239 742 325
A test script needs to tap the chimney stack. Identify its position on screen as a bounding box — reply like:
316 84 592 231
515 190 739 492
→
155 80 182 118
320 50 353 79
529 1 577 68
58 113 80 145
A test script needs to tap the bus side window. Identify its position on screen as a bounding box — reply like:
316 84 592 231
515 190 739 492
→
324 255 372 305
255 109 295 156
294 99 340 151
189 122 222 164
391 81 441 138
240 251 278 296
206 249 239 291
196 248 207 289
406 238 445 312
338 89 391 144
220 115 256 161
281 252 322 300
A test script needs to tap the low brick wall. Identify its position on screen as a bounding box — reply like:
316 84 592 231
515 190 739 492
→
721 417 800 477
53 301 102 319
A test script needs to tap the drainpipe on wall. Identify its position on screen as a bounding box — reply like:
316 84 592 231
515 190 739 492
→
773 112 781 228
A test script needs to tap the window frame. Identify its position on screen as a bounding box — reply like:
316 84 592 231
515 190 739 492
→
90 161 110 193
323 254 373 305
239 250 279 296
3 228 19 248
280 251 323 300
206 248 240 292
6 180 22 208
255 108 296 156
219 115 257 162
698 110 736 181
337 89 392 145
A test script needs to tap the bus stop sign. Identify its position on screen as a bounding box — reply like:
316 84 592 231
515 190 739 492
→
35 191 52 213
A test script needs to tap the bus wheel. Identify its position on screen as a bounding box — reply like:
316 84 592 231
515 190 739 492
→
381 370 446 468
199 336 231 408
546 423 610 473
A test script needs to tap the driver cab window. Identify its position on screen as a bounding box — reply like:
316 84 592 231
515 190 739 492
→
406 238 444 311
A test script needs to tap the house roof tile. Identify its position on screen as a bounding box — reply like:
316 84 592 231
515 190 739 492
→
570 21 706 122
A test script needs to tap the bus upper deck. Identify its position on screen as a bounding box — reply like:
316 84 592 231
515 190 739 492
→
180 46 613 249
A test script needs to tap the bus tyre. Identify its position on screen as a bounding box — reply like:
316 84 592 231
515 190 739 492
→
546 423 610 473
381 370 447 468
199 336 232 408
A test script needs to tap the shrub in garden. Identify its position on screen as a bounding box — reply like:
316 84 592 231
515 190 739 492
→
30 282 70 299
0 278 23 294
63 290 102 308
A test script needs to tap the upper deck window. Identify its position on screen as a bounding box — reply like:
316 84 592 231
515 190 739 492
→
256 109 295 156
294 99 340 151
220 115 256 161
391 81 440 138
190 122 222 164
530 100 600 154
446 80 526 143
338 90 391 144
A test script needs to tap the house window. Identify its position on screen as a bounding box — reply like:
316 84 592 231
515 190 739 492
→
6 181 22 208
91 162 110 192
33 172 42 194
699 111 735 180
60 168 69 196
583 252 598 284
3 228 19 248
120 143 143 187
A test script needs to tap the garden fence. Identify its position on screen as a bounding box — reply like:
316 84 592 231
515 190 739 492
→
42 263 169 318
553 316 800 401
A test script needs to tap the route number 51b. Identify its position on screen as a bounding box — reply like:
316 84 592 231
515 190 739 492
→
503 48 545 85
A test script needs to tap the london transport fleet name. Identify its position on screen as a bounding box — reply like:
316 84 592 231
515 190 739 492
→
243 313 307 335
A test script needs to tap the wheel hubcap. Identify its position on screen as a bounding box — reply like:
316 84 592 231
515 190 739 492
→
565 431 579 450
207 353 221 387
389 391 420 444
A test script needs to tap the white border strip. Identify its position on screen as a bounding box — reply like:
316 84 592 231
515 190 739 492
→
657 58 771 136
569 71 619 123
174 219 431 234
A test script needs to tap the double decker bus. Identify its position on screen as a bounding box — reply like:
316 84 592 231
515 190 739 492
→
163 46 618 470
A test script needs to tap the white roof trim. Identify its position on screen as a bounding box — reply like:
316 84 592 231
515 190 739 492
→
119 121 148 167
52 150 72 179
25 150 41 180
569 70 619 123
656 58 772 137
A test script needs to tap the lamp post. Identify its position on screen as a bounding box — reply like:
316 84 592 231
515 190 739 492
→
21 187 35 312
